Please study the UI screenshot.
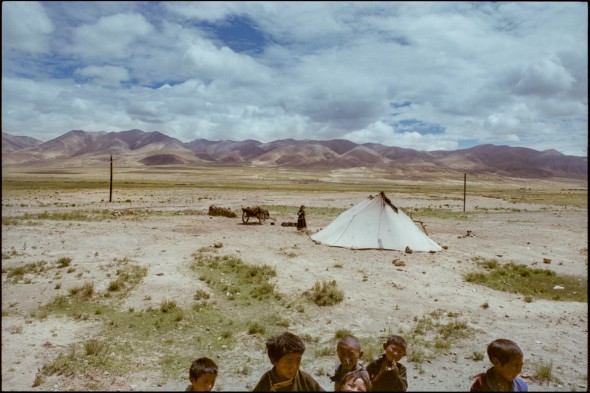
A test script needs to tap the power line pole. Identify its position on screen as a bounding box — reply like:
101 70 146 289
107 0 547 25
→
109 155 113 203
463 173 466 212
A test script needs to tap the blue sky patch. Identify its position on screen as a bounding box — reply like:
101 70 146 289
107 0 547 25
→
395 119 445 135
390 101 412 108
198 15 269 55
458 140 481 149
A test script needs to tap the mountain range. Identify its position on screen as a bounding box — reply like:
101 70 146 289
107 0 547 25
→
2 129 587 180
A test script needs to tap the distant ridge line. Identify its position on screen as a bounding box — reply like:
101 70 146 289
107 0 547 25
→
2 130 587 180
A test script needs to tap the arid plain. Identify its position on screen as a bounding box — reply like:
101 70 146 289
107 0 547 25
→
1 164 587 391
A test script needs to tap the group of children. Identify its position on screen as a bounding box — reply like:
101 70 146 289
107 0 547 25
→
187 332 528 392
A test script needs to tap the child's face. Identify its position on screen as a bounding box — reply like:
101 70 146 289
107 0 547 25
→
337 343 363 373
493 355 523 383
273 352 302 381
383 342 405 363
341 376 368 392
190 373 217 392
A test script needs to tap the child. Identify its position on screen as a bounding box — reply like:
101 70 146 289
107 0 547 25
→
337 369 372 392
330 335 370 391
253 331 324 391
186 357 218 392
366 335 408 392
470 338 528 392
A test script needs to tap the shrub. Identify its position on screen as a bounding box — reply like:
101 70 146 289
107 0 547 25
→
68 282 94 301
304 280 344 306
247 322 266 335
160 300 177 313
57 257 72 268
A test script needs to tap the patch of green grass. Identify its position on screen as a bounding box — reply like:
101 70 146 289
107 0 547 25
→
3 261 49 283
465 259 587 302
470 351 485 361
401 309 476 366
191 252 280 304
68 282 95 301
359 337 384 363
334 329 352 339
534 359 560 383
406 207 476 220
34 250 314 388
247 322 266 335
313 345 334 357
160 300 177 313
262 204 347 218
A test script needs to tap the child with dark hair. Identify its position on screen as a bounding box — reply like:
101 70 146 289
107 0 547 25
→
470 338 528 392
330 335 370 391
186 357 218 392
253 332 324 391
366 335 408 391
337 369 372 392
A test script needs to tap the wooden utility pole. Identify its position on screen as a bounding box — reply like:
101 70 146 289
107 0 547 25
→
109 155 113 203
463 173 466 212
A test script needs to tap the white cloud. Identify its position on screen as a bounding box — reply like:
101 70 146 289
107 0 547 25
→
75 65 130 86
70 13 154 59
513 57 575 97
1 2 588 156
2 1 54 54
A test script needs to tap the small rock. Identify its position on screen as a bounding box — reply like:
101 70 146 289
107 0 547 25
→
405 246 413 254
553 285 564 290
214 242 223 248
543 258 552 264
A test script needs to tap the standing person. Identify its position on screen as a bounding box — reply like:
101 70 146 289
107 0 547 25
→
366 335 408 391
186 357 218 392
253 331 324 391
297 205 307 230
330 335 369 391
470 338 528 392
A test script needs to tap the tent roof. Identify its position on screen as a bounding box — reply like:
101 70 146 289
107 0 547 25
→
310 191 442 252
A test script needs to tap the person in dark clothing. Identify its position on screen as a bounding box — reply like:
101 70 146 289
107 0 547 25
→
296 205 306 230
366 335 408 391
330 335 369 391
253 332 324 392
470 338 528 392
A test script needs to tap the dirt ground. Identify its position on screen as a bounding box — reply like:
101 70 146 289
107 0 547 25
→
1 181 588 392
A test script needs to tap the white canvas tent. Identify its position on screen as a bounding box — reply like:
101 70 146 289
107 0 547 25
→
311 191 442 252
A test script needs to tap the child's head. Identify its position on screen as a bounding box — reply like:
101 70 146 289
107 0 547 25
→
383 335 407 363
189 357 218 392
487 339 524 383
266 332 306 380
338 369 372 392
336 335 363 373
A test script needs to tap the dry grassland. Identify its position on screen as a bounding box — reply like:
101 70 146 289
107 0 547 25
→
1 164 588 391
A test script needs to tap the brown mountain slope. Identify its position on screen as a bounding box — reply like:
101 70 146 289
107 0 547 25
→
2 129 587 180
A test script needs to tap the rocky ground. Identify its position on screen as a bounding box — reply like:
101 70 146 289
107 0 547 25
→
1 180 588 391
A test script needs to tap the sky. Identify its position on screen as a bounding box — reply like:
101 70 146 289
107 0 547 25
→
2 1 588 156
